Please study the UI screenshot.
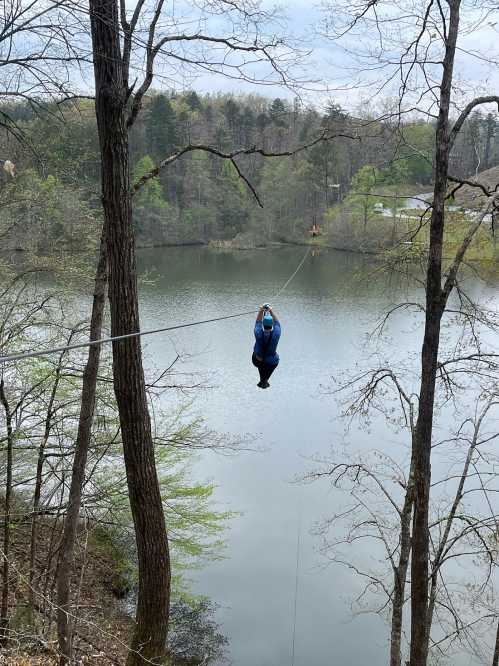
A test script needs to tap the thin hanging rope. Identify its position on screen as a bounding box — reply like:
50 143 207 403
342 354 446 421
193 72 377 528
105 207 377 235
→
0 245 312 365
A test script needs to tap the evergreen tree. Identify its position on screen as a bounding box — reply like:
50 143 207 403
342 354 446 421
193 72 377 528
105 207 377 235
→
145 95 179 160
241 106 256 146
270 98 288 128
256 112 270 133
185 90 202 111
177 108 191 146
216 160 248 237
222 98 240 131
215 125 232 151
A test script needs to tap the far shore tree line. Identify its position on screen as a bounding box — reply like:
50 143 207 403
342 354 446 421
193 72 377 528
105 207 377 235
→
2 91 499 253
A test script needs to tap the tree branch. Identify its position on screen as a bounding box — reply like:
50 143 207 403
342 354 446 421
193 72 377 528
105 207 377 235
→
441 192 499 304
131 132 358 197
126 0 166 127
449 96 499 150
447 175 495 200
120 0 147 93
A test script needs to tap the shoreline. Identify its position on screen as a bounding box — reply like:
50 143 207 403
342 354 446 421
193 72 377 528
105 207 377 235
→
5 237 497 269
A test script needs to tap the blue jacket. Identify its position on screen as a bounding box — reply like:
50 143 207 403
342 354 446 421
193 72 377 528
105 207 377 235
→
253 320 281 365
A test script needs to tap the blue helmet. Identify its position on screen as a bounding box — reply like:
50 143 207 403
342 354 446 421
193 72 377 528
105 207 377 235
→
263 314 274 330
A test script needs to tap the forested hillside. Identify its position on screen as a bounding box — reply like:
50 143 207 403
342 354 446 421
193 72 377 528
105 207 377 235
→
2 91 499 253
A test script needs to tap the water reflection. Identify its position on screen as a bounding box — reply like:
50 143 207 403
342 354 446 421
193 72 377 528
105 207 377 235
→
136 246 496 666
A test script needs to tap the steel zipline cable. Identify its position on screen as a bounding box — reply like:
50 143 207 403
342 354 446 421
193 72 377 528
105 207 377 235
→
0 246 312 365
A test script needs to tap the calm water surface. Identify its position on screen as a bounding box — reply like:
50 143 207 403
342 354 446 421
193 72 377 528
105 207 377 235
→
132 246 497 666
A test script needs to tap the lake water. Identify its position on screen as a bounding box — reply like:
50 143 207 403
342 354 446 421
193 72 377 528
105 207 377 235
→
132 246 497 666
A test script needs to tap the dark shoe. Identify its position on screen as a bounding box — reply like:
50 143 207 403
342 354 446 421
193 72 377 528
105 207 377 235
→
257 381 264 388
261 381 270 389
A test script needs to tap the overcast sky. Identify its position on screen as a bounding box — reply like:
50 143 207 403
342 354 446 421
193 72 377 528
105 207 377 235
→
151 0 499 116
106 0 499 118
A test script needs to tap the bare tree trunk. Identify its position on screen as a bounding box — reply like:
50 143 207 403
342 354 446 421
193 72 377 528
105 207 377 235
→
426 404 495 645
484 114 494 171
410 4 461 666
30 350 65 609
42 506 62 637
56 231 107 666
89 2 171 664
0 381 13 641
390 460 415 666
492 620 499 666
30 443 47 603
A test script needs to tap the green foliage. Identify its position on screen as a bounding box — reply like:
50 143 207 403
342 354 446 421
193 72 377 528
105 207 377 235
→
185 91 202 111
222 98 240 130
382 159 410 186
270 98 288 128
250 156 313 241
326 201 394 253
133 155 178 242
216 160 249 237
399 122 434 184
91 525 136 598
1 168 98 254
28 107 100 188
88 397 233 588
350 164 382 193
145 94 179 160
183 205 216 241
4 91 498 252
346 165 383 227
134 155 168 210
0 309 233 604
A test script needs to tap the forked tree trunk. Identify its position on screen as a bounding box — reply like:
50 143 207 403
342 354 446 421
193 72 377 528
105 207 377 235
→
56 231 107 665
88 2 171 664
409 3 461 666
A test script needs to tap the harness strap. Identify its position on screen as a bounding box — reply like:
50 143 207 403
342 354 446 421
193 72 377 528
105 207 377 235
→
262 328 273 363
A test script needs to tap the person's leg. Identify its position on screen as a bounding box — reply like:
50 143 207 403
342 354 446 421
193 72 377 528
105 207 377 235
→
261 362 278 385
252 353 266 386
267 363 278 380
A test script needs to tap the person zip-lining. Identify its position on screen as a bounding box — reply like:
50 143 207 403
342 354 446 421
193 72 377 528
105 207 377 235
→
309 222 321 238
252 304 281 389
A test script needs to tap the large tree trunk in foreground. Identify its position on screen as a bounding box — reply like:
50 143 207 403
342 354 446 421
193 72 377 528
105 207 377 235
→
89 2 171 664
56 231 107 665
409 3 461 666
